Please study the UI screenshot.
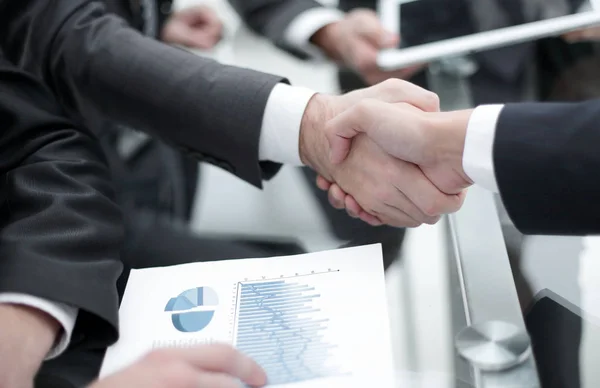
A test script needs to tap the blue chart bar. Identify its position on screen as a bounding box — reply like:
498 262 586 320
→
235 280 340 385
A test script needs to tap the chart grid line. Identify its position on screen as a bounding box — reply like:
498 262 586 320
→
233 277 344 385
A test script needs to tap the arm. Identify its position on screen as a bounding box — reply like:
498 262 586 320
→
493 100 600 235
323 98 600 235
0 305 59 387
0 60 123 364
228 0 421 84
0 1 462 229
0 0 286 187
227 0 332 59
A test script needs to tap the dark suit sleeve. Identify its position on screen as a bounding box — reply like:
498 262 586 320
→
0 61 123 350
0 0 285 187
493 100 600 236
228 0 326 59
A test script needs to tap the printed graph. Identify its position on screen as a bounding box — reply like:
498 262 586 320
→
233 275 343 385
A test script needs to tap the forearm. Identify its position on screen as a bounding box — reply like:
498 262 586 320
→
0 61 124 348
0 0 286 186
0 305 59 387
494 101 600 235
228 0 329 59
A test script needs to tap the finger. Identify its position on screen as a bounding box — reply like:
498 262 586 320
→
372 205 423 228
370 78 440 112
345 193 362 216
187 31 222 50
400 165 464 217
344 194 359 218
365 64 426 85
196 371 249 388
181 5 219 25
325 99 381 164
350 10 398 48
316 175 332 191
396 63 427 80
358 210 384 226
328 184 347 209
384 186 441 225
340 190 384 226
345 78 440 113
175 344 266 387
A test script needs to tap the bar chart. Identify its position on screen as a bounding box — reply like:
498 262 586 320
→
234 277 343 385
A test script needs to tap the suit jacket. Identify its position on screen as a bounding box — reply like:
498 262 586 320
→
494 100 600 235
0 56 123 351
229 0 325 60
0 0 284 189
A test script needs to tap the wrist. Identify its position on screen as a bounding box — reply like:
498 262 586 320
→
299 94 336 178
310 21 344 61
427 109 473 180
0 304 60 384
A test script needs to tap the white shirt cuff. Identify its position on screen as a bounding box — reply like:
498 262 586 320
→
283 8 345 60
259 83 316 165
462 105 504 193
0 294 78 359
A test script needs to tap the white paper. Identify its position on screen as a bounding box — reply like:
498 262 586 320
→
100 244 395 387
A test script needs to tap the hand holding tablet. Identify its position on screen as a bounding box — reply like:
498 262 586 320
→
376 0 600 71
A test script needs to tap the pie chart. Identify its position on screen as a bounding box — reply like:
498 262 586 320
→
164 287 219 333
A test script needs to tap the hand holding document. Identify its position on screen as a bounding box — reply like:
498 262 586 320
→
100 245 395 387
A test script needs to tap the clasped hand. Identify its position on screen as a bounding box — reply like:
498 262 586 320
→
299 79 472 228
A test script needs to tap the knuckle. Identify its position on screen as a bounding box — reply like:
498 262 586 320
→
425 91 440 110
144 348 173 365
209 344 239 365
373 185 391 204
167 366 198 388
422 195 444 217
409 220 422 228
380 78 405 91
403 219 421 228
354 99 376 116
424 215 442 225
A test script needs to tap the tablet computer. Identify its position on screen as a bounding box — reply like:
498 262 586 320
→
377 0 600 70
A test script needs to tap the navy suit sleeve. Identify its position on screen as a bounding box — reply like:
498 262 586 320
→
493 100 600 235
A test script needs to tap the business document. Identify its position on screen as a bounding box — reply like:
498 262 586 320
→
100 244 395 387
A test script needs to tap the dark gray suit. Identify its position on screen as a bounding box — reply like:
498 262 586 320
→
0 55 124 388
0 0 284 187
0 0 302 386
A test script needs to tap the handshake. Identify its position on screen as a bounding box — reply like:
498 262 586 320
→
299 79 475 228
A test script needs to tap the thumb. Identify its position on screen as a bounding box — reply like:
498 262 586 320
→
351 10 398 48
325 100 378 164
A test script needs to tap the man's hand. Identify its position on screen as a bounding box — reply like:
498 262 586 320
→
0 304 60 388
299 80 465 227
318 101 474 225
311 9 425 85
89 344 266 388
161 6 223 50
563 25 600 42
